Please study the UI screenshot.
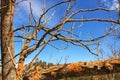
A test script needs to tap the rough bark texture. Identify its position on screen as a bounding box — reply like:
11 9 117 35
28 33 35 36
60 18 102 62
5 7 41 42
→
17 30 39 78
1 0 16 80
39 58 120 80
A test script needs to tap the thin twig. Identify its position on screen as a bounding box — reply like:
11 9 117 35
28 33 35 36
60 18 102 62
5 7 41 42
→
7 46 22 80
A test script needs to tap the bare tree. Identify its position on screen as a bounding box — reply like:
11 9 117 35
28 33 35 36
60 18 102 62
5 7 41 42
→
0 0 120 79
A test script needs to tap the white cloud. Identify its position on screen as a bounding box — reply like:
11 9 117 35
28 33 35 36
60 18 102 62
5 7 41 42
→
110 0 119 10
17 0 42 17
102 0 119 10
14 0 42 28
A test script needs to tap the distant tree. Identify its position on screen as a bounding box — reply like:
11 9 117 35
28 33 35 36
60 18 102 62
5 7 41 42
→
0 0 120 79
106 36 120 58
48 63 54 68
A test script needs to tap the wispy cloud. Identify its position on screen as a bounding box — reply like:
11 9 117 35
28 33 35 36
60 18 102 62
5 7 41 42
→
110 0 119 10
14 0 42 28
18 0 42 17
102 0 119 10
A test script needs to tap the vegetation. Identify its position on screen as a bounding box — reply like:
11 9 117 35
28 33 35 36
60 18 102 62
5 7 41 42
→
62 73 120 80
21 58 120 80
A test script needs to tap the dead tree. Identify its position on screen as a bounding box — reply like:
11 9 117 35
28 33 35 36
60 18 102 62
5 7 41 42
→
14 0 120 79
0 0 120 79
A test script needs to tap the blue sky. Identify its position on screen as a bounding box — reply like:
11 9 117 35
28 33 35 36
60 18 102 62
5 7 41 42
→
13 0 119 64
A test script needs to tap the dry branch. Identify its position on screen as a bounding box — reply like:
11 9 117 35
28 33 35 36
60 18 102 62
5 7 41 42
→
14 0 120 79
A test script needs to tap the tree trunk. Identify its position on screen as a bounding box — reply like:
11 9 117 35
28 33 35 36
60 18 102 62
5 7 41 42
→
1 0 16 80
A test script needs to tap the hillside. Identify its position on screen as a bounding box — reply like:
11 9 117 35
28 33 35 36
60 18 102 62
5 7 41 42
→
23 58 120 80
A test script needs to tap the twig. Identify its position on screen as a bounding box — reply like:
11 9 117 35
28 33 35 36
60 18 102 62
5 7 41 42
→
7 46 22 80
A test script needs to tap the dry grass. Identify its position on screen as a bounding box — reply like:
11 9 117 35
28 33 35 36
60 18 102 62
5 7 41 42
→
62 72 120 80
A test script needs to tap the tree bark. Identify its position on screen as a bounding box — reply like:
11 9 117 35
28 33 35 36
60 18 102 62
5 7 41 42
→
1 0 16 80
